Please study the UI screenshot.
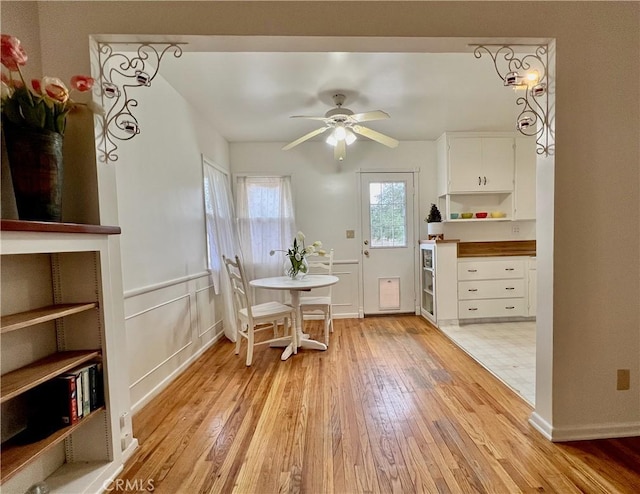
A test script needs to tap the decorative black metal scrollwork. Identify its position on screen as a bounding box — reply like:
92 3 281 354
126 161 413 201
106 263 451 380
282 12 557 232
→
96 42 184 163
473 44 554 156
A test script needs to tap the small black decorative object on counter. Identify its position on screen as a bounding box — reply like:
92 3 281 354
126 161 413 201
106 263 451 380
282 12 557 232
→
426 203 444 240
426 203 442 223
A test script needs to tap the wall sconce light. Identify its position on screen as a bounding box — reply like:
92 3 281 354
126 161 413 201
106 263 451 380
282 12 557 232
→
96 42 184 163
531 83 546 97
473 44 553 156
504 71 520 86
517 116 534 131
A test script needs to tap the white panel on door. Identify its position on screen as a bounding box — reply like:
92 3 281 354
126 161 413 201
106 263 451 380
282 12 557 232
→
379 277 400 310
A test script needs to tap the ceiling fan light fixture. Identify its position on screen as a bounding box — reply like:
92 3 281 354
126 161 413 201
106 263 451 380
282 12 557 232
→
345 128 357 145
325 133 337 146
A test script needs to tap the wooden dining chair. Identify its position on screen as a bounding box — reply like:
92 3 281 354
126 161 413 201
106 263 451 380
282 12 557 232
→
222 255 297 366
299 249 334 346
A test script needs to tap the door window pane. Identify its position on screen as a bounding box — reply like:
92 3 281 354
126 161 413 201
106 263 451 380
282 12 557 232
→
369 181 407 247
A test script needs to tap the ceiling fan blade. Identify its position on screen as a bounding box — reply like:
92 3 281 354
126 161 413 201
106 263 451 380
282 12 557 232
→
290 115 329 121
282 127 330 150
334 139 346 161
351 110 390 123
352 125 399 148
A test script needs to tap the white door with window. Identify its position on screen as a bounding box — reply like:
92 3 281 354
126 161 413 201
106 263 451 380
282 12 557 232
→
360 172 416 315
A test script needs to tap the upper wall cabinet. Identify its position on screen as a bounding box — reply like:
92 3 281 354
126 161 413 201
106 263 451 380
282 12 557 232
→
437 133 515 195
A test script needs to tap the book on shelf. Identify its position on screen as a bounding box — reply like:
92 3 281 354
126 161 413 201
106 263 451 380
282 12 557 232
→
89 362 104 410
48 374 79 426
63 368 84 419
63 361 103 418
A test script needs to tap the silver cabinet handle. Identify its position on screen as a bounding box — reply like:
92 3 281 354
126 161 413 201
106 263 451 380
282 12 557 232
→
468 307 478 311
483 176 487 185
505 268 515 271
468 288 478 292
505 287 515 290
467 269 477 272
505 306 515 310
478 176 481 186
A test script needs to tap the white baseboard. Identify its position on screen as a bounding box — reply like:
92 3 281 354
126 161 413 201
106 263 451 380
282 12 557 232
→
121 437 139 464
529 412 553 440
530 412 640 442
130 327 225 414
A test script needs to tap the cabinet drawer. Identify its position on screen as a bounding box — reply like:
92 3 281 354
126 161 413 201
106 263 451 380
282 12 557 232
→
458 260 525 280
458 279 525 300
459 298 526 319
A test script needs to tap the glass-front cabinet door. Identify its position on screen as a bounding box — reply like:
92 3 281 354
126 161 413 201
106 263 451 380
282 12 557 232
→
421 244 436 322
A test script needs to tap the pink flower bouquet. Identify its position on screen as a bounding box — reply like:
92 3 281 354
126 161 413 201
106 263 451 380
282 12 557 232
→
1 34 96 135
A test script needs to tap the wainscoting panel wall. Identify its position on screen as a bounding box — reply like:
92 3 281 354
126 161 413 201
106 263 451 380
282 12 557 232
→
331 260 360 319
124 273 223 412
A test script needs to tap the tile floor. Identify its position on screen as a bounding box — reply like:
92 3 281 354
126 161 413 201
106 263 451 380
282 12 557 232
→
438 320 536 405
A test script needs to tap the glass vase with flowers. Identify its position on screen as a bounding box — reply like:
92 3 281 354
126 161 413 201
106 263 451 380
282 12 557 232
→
270 231 326 279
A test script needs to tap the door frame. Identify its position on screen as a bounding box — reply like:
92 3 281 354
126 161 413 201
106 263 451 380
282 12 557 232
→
356 168 421 317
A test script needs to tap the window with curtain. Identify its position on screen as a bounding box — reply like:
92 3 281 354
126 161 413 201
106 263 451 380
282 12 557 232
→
235 176 296 303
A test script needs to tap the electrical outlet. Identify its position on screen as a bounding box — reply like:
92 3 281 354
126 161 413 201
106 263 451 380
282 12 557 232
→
617 369 630 390
346 230 355 239
512 225 520 234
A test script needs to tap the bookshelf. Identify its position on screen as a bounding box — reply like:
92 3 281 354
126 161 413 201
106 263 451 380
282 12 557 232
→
0 220 126 493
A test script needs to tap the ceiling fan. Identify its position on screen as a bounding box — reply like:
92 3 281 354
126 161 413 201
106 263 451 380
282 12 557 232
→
282 93 399 161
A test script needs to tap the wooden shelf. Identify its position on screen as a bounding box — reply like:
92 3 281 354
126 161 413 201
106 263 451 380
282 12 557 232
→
445 218 510 223
0 406 105 484
1 350 100 404
1 303 98 334
1 220 120 235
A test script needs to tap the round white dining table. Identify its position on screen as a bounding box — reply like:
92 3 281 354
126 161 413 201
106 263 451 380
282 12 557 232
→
249 274 339 360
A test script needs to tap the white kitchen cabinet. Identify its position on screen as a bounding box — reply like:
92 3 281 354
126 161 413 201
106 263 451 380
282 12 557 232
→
438 133 515 194
514 136 537 220
457 257 529 320
419 241 458 325
1 220 131 494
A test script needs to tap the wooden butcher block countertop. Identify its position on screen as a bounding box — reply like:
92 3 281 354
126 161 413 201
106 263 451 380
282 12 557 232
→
457 240 536 258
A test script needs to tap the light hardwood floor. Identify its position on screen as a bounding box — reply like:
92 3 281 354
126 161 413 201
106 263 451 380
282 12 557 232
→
117 316 640 493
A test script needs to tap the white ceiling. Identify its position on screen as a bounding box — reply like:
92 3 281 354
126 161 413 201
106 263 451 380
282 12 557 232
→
153 40 522 145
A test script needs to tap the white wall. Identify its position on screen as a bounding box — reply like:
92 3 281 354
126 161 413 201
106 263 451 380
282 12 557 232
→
9 0 638 443
114 72 230 412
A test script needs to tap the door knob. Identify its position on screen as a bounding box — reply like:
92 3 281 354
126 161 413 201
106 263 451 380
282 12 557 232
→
364 250 370 257
364 240 369 245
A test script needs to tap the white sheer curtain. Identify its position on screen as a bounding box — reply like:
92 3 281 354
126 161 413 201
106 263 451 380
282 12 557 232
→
203 158 241 341
236 176 296 304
